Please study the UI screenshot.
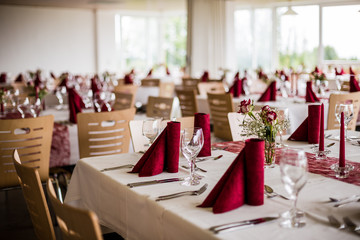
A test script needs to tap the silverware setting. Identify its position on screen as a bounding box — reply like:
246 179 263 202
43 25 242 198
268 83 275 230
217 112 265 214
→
100 164 134 172
181 164 207 172
328 215 360 236
196 155 223 163
311 142 335 149
127 177 185 188
329 194 360 202
333 196 360 207
264 185 290 200
209 216 279 234
155 183 208 201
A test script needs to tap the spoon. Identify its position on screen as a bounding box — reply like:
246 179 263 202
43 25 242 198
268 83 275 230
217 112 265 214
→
264 185 290 200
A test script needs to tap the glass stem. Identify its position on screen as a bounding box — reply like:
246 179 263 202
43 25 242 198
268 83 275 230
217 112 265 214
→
292 192 299 215
190 157 196 181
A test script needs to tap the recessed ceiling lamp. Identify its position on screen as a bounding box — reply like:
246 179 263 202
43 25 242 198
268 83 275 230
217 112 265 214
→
283 0 298 16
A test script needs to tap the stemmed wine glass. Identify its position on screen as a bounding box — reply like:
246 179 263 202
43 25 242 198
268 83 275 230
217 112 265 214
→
142 118 161 147
279 148 308 228
335 103 354 140
17 97 42 118
276 108 290 148
181 127 204 186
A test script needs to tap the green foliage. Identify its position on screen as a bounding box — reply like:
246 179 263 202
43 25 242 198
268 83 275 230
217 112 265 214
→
164 16 187 67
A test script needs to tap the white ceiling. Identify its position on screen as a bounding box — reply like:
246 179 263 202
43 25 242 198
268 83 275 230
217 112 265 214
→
0 0 356 10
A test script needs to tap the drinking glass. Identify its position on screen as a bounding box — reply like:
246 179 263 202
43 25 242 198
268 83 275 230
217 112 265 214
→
142 118 161 147
279 148 308 228
181 127 204 186
335 103 354 140
55 86 67 110
277 108 290 148
93 92 106 112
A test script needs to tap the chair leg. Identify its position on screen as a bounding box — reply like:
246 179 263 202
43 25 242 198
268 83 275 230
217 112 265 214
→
52 174 63 203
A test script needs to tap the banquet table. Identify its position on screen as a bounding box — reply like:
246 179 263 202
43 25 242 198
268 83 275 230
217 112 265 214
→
65 130 360 240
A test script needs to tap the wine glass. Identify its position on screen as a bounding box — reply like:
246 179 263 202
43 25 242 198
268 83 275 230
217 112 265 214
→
277 108 290 148
142 118 161 147
335 103 354 140
93 92 105 112
279 148 308 228
181 127 204 186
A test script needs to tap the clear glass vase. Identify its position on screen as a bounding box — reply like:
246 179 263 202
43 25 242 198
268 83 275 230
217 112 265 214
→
265 139 276 168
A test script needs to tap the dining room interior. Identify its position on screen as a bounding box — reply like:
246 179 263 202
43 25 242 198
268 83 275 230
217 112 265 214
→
1 0 360 239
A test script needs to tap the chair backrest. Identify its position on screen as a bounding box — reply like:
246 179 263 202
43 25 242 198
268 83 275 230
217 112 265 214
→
77 109 136 159
129 120 149 153
175 89 198 117
146 96 174 119
12 150 56 240
182 77 200 94
227 112 247 141
207 92 234 141
0 115 54 189
159 82 175 98
113 92 133 110
113 84 138 107
327 91 360 130
141 78 160 87
46 179 103 240
173 116 195 130
198 82 225 96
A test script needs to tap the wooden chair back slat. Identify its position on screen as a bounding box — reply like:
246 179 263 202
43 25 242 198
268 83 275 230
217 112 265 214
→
113 92 133 110
146 96 174 119
141 78 160 87
198 82 225 96
176 89 198 117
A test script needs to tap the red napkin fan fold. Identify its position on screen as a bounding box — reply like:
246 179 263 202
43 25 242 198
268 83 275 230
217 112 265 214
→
201 71 209 82
130 121 180 177
258 81 276 102
228 72 242 98
68 88 85 124
15 74 25 83
288 104 321 144
198 138 264 214
305 81 320 102
124 74 133 84
0 73 6 83
349 75 360 92
194 113 211 157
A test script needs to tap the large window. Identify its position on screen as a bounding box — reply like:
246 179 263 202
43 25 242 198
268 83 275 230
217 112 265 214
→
117 13 186 74
323 5 360 61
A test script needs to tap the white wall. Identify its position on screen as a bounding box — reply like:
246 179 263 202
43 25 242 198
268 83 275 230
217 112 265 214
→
0 5 96 77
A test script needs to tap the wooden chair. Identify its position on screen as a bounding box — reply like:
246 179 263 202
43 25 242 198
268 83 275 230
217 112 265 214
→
146 96 174 119
113 84 138 107
12 150 56 240
227 112 247 141
0 115 54 189
46 179 103 240
159 82 175 98
173 116 195 130
207 92 234 141
175 89 198 117
77 109 136 159
113 92 133 110
141 78 160 87
198 82 225 96
182 77 200 94
327 91 360 130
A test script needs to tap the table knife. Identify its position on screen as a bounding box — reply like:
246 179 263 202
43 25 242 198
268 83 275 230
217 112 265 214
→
127 177 184 188
100 164 134 172
209 216 278 234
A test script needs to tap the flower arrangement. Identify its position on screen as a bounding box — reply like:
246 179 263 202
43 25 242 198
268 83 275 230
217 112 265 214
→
238 99 290 166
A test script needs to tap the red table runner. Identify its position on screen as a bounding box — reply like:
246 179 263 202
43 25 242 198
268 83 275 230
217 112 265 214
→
212 141 360 186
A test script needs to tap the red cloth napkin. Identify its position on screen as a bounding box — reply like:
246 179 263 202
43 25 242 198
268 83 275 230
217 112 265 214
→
0 73 6 83
147 69 153 77
59 76 69 88
335 68 345 76
33 73 42 88
288 104 321 144
166 67 171 76
258 81 276 102
124 74 133 84
339 112 345 167
198 138 264 214
194 113 211 157
349 67 355 75
68 88 85 124
349 75 360 92
305 81 320 102
228 72 242 97
91 76 101 95
201 71 209 82
130 121 180 177
15 73 25 83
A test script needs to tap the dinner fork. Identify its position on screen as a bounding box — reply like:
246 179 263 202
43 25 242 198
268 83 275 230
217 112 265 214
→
343 217 360 235
155 183 208 201
328 215 346 230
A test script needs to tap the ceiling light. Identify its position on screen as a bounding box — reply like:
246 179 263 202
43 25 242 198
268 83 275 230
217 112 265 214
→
283 1 298 16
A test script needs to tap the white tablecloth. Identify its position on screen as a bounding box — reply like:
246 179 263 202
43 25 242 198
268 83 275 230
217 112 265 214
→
65 130 360 240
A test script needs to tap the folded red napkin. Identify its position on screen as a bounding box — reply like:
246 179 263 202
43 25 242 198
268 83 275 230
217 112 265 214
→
147 69 153 77
201 71 209 82
198 138 264 213
194 113 211 157
349 75 360 92
130 121 180 176
59 76 69 88
50 72 57 80
33 73 42 88
0 73 6 83
91 76 101 95
305 81 320 102
349 67 355 75
15 73 25 83
288 104 321 144
124 74 133 84
339 112 345 167
228 72 242 97
68 88 85 124
335 68 345 76
166 67 171 76
258 81 276 102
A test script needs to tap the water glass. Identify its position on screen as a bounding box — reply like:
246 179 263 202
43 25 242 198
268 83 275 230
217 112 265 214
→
142 118 161 147
335 103 354 140
279 148 308 228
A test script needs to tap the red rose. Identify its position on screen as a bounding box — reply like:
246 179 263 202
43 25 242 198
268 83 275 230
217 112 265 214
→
266 111 277 123
238 99 252 114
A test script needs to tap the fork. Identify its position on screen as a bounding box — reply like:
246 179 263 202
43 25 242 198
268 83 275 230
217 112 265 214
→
328 215 346 230
343 217 360 234
155 183 208 201
334 197 360 207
